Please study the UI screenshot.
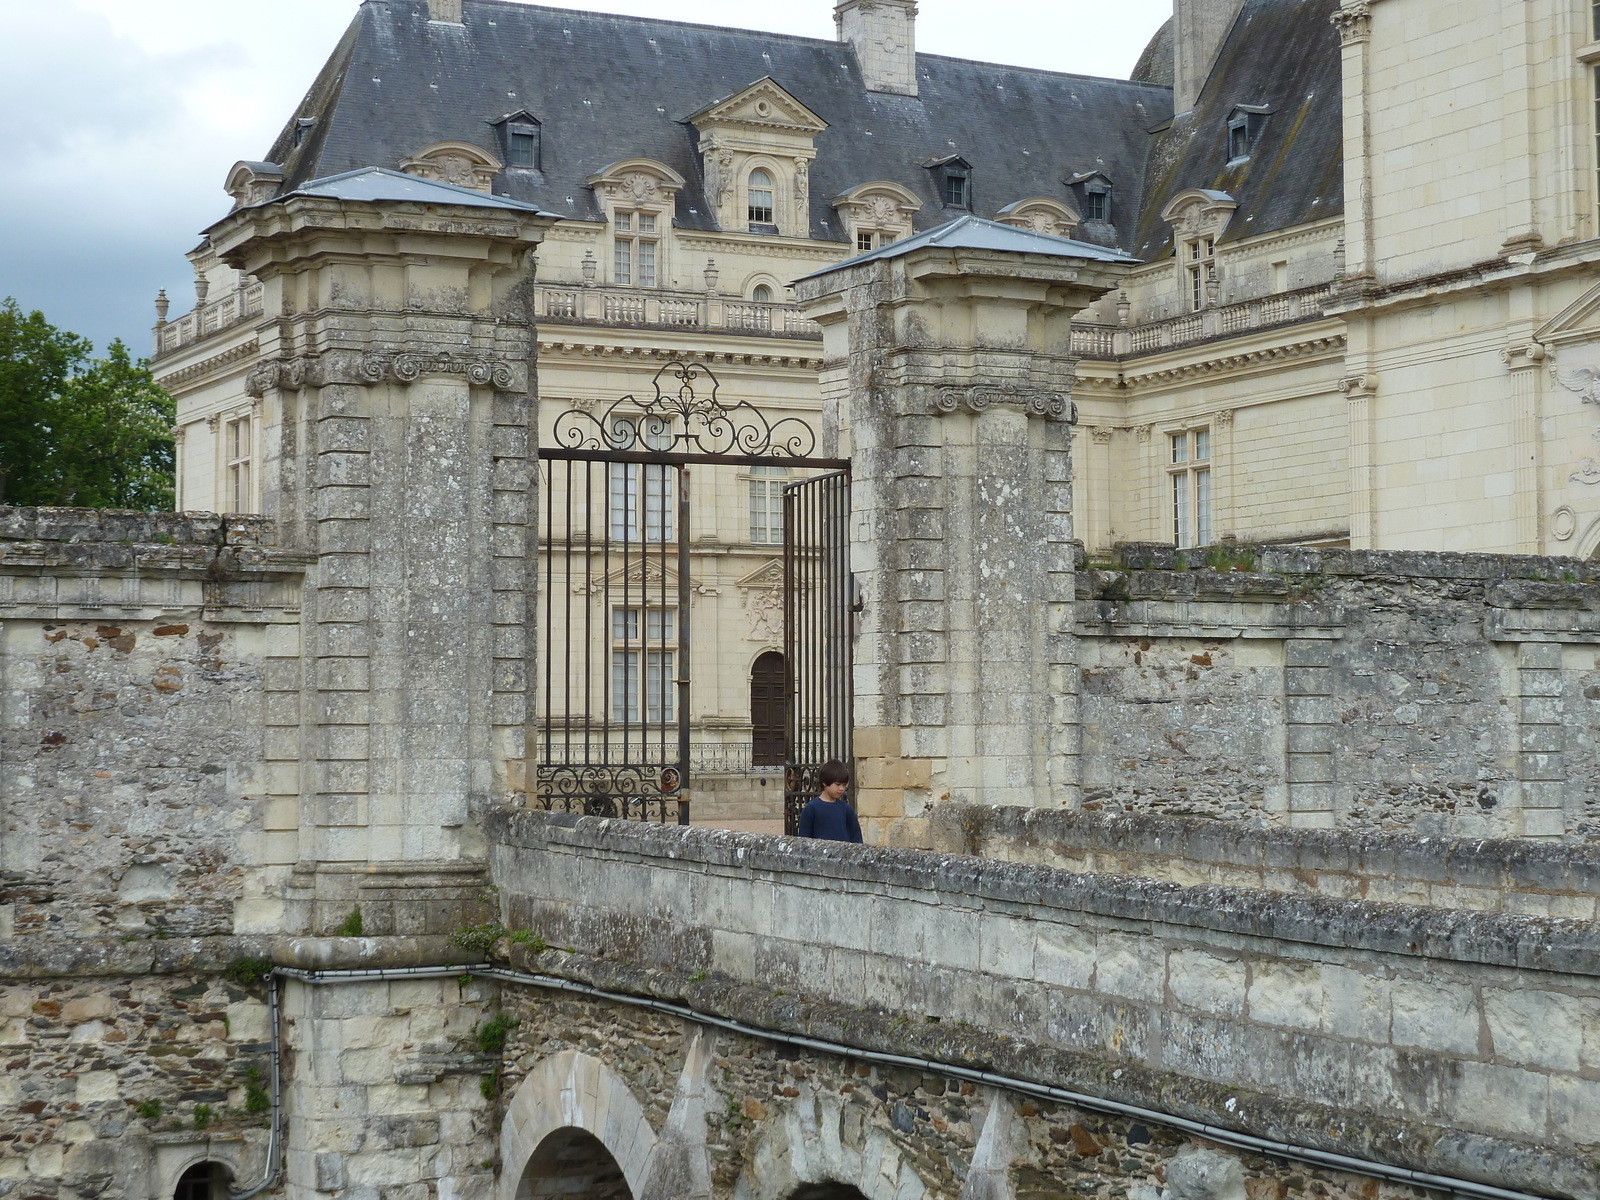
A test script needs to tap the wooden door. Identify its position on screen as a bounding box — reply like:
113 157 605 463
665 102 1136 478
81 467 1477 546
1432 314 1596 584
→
750 651 785 767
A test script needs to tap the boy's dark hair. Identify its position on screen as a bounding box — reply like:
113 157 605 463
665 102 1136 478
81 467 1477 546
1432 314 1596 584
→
818 759 851 787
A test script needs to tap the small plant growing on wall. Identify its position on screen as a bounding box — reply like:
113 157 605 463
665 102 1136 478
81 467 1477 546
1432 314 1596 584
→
193 1103 213 1130
451 920 507 954
241 1063 270 1115
334 906 363 937
135 1099 162 1121
476 1012 519 1055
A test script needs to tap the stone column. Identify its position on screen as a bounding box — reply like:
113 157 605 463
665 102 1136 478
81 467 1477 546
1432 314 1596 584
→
797 236 1129 840
210 185 552 933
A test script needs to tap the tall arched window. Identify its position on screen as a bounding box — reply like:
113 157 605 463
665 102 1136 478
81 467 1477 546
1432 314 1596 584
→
748 169 776 230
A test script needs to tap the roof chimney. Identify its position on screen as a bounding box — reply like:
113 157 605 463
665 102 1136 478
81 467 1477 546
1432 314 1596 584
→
835 0 918 97
1173 0 1246 113
428 0 463 24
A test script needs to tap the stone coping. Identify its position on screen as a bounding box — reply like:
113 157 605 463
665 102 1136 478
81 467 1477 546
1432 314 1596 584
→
491 810 1600 978
0 506 277 548
0 935 477 977
1094 540 1600 584
935 805 1600 900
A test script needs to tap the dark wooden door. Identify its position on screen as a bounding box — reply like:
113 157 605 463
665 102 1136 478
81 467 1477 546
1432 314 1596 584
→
750 651 785 767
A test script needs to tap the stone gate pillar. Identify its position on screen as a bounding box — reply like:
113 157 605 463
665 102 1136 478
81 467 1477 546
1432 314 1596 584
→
797 220 1132 840
206 173 554 933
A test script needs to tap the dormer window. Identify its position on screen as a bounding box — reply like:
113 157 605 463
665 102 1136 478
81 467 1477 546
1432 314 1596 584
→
1226 106 1270 163
1068 171 1114 224
748 169 776 231
925 156 973 210
492 112 543 170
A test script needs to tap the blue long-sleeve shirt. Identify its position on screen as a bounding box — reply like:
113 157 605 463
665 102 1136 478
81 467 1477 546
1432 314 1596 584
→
797 797 863 843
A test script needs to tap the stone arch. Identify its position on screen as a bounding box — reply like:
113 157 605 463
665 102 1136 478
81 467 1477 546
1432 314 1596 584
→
734 1089 932 1200
516 1127 633 1199
172 1160 233 1200
1577 512 1600 561
400 141 503 193
499 1049 660 1200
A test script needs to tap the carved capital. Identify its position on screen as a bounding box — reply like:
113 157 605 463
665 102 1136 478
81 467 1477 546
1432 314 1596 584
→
1089 426 1114 445
1500 342 1548 369
1331 3 1372 45
928 384 1075 422
1213 408 1236 428
1339 373 1378 396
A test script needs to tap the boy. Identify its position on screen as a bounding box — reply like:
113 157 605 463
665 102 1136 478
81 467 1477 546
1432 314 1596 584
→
796 759 862 843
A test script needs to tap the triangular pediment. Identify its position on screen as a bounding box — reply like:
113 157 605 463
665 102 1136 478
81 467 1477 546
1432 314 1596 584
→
687 78 828 134
1537 277 1600 346
577 556 712 596
734 559 784 590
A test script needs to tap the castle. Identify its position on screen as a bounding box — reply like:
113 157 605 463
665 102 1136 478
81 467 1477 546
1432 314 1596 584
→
2 0 1599 1196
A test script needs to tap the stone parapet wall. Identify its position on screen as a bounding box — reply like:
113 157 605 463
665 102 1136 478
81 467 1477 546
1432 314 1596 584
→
0 507 306 941
932 805 1600 919
1070 541 1600 840
492 810 1600 1197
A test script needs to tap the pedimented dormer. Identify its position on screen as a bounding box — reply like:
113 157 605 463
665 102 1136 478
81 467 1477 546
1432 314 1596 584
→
996 197 1081 240
400 141 503 194
1161 188 1238 240
688 78 828 238
833 182 921 253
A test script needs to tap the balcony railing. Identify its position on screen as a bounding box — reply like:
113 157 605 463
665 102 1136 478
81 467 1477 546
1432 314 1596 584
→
154 283 265 356
536 284 822 338
1072 283 1337 362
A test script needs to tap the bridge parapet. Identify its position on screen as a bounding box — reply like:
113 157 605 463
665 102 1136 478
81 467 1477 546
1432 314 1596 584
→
491 809 1600 1198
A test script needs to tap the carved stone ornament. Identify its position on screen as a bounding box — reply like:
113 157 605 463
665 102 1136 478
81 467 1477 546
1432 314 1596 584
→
1213 408 1236 428
1552 506 1578 540
743 586 783 643
1089 426 1114 445
1555 367 1600 406
1331 3 1372 45
1338 373 1379 396
246 352 519 395
623 173 659 203
928 384 1075 422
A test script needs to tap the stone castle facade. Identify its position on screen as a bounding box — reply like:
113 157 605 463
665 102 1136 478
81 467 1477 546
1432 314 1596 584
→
3 0 1600 1197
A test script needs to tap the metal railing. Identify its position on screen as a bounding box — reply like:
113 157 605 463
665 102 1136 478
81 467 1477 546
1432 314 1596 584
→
154 282 265 356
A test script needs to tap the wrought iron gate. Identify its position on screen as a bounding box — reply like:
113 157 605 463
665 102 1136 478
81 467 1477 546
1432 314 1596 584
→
535 361 849 825
782 470 853 833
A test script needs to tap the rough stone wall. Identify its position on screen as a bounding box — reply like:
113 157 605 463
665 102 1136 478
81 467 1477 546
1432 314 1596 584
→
497 983 1434 1200
492 811 1600 1198
1075 543 1600 839
0 510 307 941
932 806 1600 919
0 940 275 1199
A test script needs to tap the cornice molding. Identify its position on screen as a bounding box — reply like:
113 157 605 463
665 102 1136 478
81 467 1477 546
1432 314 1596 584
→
1118 335 1346 390
155 340 260 392
536 340 823 371
245 350 526 395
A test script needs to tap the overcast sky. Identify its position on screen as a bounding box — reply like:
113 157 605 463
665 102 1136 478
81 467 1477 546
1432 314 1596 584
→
0 0 1170 358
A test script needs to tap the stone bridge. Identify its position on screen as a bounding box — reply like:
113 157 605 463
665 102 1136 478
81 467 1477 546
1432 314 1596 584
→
407 809 1600 1200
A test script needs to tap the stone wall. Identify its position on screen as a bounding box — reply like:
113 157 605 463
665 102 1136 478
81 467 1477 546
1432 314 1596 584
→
492 810 1600 1198
1071 543 1600 840
932 805 1600 919
0 509 307 941
494 977 1428 1200
0 937 276 1199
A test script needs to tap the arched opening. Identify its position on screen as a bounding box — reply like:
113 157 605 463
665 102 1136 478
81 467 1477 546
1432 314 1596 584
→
748 168 776 229
173 1162 232 1200
789 1186 870 1200
751 650 786 767
517 1127 634 1199
752 283 773 303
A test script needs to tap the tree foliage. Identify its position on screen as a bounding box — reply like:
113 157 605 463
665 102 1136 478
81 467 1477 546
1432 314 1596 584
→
0 299 176 510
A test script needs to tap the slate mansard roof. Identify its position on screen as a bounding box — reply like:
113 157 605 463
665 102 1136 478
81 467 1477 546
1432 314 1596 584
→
264 0 1342 259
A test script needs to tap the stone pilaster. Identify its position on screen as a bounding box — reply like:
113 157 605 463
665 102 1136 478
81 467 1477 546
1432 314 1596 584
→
798 236 1129 838
1516 641 1568 839
209 185 553 933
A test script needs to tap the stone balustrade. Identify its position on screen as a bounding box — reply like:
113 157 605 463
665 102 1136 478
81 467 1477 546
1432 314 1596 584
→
536 283 824 338
1073 282 1337 361
153 282 264 356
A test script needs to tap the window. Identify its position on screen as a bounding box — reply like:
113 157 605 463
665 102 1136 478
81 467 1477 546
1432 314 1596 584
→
174 1162 230 1200
1226 110 1268 161
1071 173 1113 223
1594 66 1600 202
942 168 970 208
748 169 775 229
751 284 773 303
749 463 788 544
1169 429 1212 549
1185 236 1216 312
1271 260 1289 293
608 417 674 542
857 230 875 252
612 606 677 724
226 415 253 514
492 112 543 169
612 211 658 287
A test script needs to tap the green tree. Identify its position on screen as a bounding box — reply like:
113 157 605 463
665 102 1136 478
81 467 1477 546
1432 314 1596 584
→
0 299 176 510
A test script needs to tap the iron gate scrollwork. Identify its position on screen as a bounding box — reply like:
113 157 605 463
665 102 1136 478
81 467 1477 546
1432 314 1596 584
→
783 470 853 834
536 360 850 825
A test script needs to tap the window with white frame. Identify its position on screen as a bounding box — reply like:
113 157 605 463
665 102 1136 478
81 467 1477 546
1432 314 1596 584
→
611 605 677 725
612 211 658 287
748 169 776 230
1185 235 1216 312
749 463 789 544
225 415 253 514
1169 429 1212 549
608 417 674 542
